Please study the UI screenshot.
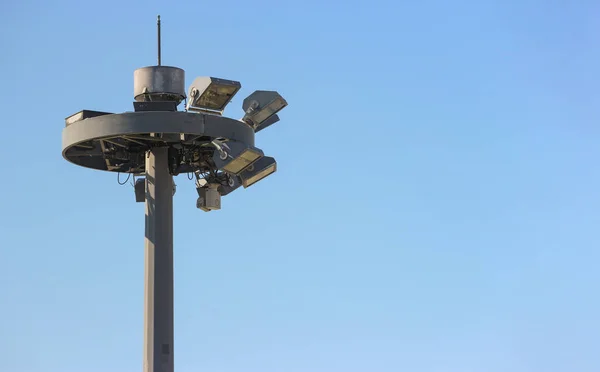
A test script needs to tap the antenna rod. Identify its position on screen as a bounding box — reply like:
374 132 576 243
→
157 15 161 66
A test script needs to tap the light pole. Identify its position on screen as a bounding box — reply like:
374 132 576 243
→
61 16 288 372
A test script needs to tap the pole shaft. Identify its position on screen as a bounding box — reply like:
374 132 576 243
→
144 147 173 372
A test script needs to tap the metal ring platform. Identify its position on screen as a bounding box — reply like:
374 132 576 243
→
62 111 255 173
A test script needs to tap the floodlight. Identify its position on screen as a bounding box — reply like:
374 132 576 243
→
242 91 287 128
212 140 264 175
65 110 112 127
186 77 241 114
196 183 221 212
239 156 277 188
254 114 279 133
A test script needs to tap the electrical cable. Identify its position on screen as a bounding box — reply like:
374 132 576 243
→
118 172 131 185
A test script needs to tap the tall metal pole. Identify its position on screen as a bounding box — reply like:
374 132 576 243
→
61 15 283 372
144 147 174 372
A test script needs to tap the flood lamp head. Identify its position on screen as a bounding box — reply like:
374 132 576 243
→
186 77 241 114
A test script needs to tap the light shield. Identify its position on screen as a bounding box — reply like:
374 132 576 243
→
254 114 280 133
242 91 287 128
65 110 112 127
240 156 277 188
212 140 264 175
186 77 241 114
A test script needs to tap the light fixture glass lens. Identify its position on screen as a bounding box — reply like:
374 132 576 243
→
196 84 239 111
242 162 276 188
250 97 287 124
222 148 262 174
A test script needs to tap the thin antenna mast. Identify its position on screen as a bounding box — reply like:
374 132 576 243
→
157 15 161 66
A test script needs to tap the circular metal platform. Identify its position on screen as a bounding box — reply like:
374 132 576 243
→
62 111 255 174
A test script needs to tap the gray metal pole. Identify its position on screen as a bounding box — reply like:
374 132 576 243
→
144 147 174 372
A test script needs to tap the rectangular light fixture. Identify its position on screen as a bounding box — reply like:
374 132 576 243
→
240 156 277 188
249 96 287 125
254 114 280 133
242 91 287 127
187 77 241 113
222 147 263 175
65 110 112 127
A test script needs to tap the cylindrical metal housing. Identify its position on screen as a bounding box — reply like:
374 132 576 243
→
134 66 185 103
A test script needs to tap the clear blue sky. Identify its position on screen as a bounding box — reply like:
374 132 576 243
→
1 1 599 371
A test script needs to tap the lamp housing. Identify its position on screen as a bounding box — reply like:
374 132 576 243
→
242 90 287 128
186 77 241 114
240 156 277 188
212 141 264 175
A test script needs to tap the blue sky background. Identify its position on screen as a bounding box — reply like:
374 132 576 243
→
1 1 600 371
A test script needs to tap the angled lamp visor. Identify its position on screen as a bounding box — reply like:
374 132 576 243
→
223 147 263 174
250 96 287 125
65 110 112 127
189 77 241 112
240 156 277 188
255 114 280 133
213 141 264 175
242 91 288 126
